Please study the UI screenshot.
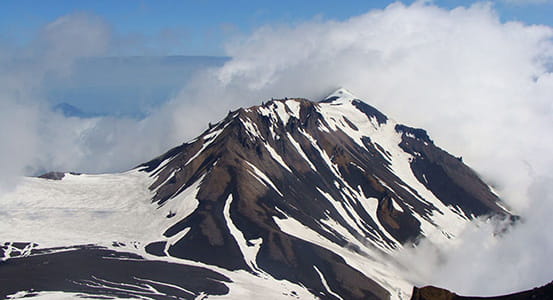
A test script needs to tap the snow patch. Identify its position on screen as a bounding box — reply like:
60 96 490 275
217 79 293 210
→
245 161 284 197
265 143 292 173
286 133 317 171
391 198 404 213
313 266 343 300
273 212 412 300
223 194 262 273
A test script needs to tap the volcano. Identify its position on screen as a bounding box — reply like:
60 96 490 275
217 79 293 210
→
1 88 510 299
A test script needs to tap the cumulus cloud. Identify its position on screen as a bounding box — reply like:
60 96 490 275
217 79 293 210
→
175 1 553 209
0 13 110 191
0 13 177 192
168 1 553 294
396 177 553 295
1 2 552 295
39 13 111 72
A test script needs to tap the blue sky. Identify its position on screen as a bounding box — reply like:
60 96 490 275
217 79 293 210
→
1 1 553 293
2 0 552 117
2 0 552 56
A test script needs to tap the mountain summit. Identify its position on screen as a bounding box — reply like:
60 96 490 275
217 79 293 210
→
137 88 508 299
1 89 509 299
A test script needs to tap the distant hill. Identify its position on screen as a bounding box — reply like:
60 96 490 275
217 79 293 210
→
53 102 97 118
45 55 229 118
1 88 514 299
411 282 553 300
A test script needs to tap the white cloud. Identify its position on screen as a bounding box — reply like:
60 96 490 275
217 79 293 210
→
1 2 552 296
184 1 553 211
0 13 184 194
0 13 110 191
168 1 553 294
39 13 111 73
396 177 553 295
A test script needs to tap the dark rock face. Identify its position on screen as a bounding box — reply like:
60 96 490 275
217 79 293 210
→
0 244 230 300
396 125 505 216
352 99 388 125
137 93 509 299
411 286 457 300
37 171 66 180
3 90 513 299
37 172 82 180
410 282 553 300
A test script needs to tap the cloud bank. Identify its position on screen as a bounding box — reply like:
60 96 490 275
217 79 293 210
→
0 14 199 191
168 2 553 294
0 13 110 190
179 1 553 211
1 1 552 296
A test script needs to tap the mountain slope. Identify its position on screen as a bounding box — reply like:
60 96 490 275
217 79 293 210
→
410 282 553 300
1 88 509 300
137 88 508 299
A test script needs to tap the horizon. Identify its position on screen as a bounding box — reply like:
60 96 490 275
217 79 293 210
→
2 0 552 118
1 0 553 297
2 0 553 56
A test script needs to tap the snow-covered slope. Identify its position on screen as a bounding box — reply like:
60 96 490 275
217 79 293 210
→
1 88 509 300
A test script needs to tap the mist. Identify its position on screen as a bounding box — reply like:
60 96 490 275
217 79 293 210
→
0 14 222 192
172 3 553 293
1 1 552 296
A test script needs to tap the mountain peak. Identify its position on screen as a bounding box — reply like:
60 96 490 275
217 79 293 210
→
6 90 512 300
132 91 509 299
321 87 358 103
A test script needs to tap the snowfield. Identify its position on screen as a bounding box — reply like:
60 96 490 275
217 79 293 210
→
1 89 508 300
